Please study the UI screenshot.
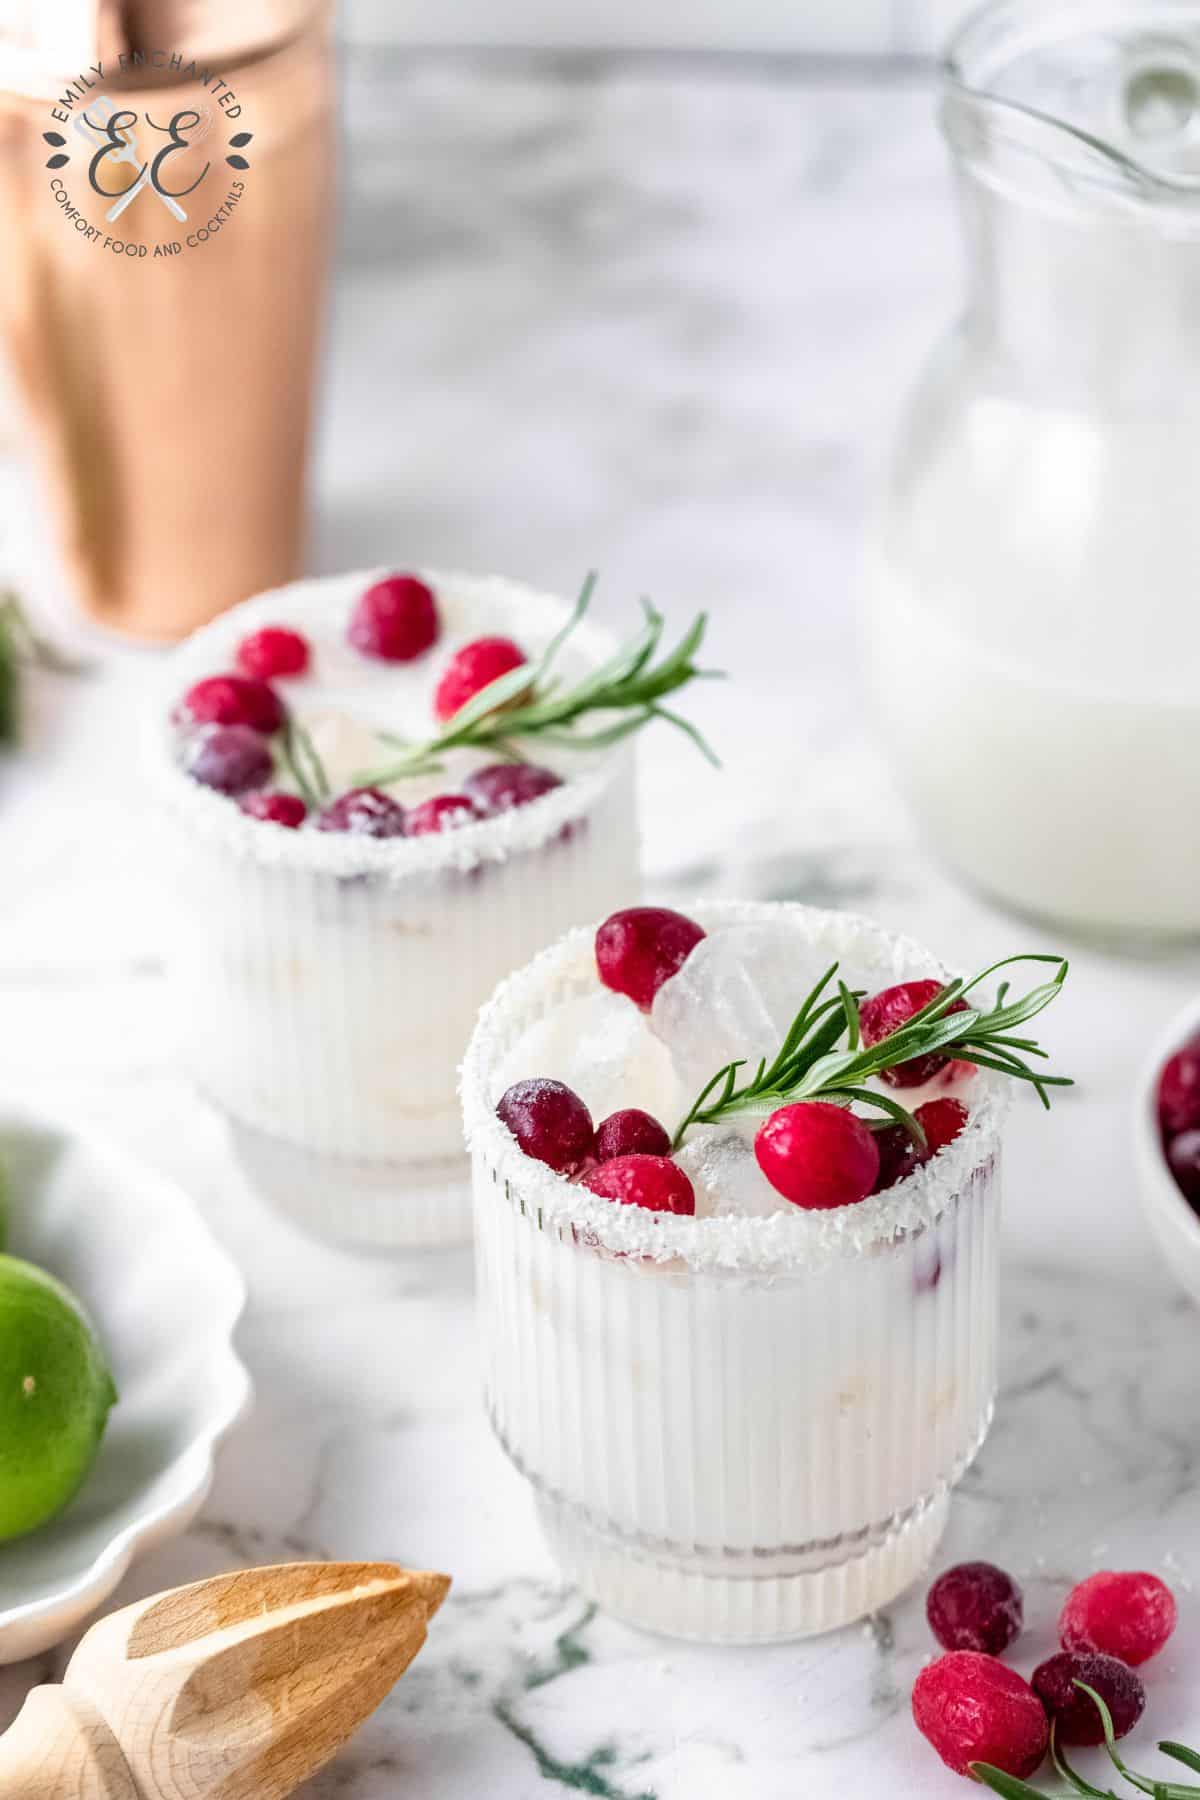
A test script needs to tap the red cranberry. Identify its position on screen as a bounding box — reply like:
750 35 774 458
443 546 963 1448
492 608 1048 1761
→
754 1102 880 1209
860 980 969 1088
593 1109 672 1162
1031 1651 1145 1746
913 1653 1048 1780
406 792 484 836
434 636 528 723
1059 1570 1176 1667
463 762 563 815
239 791 307 828
583 1154 695 1215
926 1562 1024 1655
594 907 705 1012
236 625 310 681
348 574 439 663
176 674 284 736
871 1123 922 1193
916 1097 969 1156
316 787 407 838
1167 1128 1200 1205
497 1078 593 1173
184 724 274 795
1159 1036 1200 1138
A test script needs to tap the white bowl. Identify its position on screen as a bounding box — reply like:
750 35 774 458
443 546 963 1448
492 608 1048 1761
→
0 1101 251 1663
1134 992 1200 1305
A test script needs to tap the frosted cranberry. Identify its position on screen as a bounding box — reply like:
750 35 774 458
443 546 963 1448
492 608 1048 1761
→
184 725 274 795
348 574 439 663
927 1562 1023 1655
1032 1651 1145 1746
583 1154 695 1215
239 791 307 828
913 1652 1048 1780
1167 1129 1200 1205
755 1102 879 1209
434 636 528 723
236 626 310 681
593 1109 671 1162
861 980 969 1088
1060 1571 1176 1666
871 1123 922 1193
317 787 407 838
497 1078 593 1173
594 907 705 1012
176 674 284 736
916 1097 969 1156
406 793 484 836
463 762 563 815
1159 1036 1200 1138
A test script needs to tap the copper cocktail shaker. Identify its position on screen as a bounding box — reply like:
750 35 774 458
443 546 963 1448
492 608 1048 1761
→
0 1 333 639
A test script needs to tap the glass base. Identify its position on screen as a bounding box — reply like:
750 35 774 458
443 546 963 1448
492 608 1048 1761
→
535 1490 950 1645
227 1117 472 1249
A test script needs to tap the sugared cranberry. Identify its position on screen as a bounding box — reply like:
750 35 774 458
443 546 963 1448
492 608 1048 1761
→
348 574 439 663
1059 1570 1176 1666
754 1102 879 1209
1031 1651 1145 1746
583 1154 695 1215
316 787 407 838
434 636 528 723
497 1078 593 1173
871 1123 922 1193
1159 1036 1200 1138
593 1109 672 1162
916 1097 969 1156
239 791 307 828
594 907 705 1012
406 792 484 836
463 762 563 815
184 724 274 795
861 980 969 1089
236 625 310 681
1167 1129 1200 1205
176 674 284 736
913 1652 1048 1781
926 1562 1024 1656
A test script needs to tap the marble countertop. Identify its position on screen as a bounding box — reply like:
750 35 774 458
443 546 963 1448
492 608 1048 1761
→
3 50 1200 1799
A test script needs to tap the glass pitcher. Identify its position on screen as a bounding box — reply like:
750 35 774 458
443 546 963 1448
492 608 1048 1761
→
864 0 1200 940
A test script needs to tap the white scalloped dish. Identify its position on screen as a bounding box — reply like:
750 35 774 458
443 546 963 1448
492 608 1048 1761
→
0 1102 250 1663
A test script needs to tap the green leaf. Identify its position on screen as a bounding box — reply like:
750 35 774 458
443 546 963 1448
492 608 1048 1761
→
1159 1746 1200 1778
970 1764 1056 1799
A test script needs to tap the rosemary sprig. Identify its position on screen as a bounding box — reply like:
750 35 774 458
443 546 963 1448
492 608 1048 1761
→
974 1683 1200 1799
276 713 331 810
352 570 722 785
671 952 1071 1152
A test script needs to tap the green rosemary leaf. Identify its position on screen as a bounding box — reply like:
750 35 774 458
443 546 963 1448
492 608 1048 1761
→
827 1084 927 1141
1050 1724 1123 1798
970 1765 1064 1799
646 703 721 767
1159 1747 1200 1778
1075 1685 1167 1798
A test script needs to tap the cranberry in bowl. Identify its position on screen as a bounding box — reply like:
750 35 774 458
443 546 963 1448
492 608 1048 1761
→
1135 993 1200 1307
147 567 653 1249
463 900 1068 1643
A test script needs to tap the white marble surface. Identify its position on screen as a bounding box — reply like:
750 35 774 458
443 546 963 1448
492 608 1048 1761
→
3 52 1200 1799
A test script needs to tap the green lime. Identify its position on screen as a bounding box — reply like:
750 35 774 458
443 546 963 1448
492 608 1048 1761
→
0 1255 117 1541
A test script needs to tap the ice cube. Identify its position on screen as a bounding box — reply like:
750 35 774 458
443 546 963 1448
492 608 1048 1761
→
302 709 389 792
649 920 836 1102
674 1125 786 1220
496 989 683 1126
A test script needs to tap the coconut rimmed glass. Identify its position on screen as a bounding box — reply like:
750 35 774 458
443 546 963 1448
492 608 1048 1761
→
147 570 638 1250
463 900 1007 1643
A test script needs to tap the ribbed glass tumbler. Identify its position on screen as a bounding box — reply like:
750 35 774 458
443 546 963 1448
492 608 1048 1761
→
463 903 1004 1642
146 576 639 1249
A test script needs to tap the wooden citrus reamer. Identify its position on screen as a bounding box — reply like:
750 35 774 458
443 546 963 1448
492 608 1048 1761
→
0 1560 450 1799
